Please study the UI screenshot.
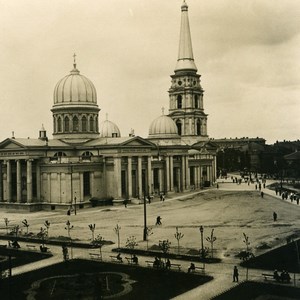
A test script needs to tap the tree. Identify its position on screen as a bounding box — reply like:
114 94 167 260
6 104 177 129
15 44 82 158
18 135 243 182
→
174 227 184 255
206 229 217 259
12 225 20 240
37 227 47 249
22 219 30 235
114 224 121 249
88 224 96 241
125 236 138 259
44 220 50 237
92 234 105 260
242 232 255 280
65 220 74 239
4 218 10 235
146 227 153 251
159 239 171 263
65 220 74 259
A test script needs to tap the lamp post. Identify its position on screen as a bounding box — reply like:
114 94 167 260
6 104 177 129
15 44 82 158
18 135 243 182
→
199 226 204 259
74 196 77 215
143 192 147 241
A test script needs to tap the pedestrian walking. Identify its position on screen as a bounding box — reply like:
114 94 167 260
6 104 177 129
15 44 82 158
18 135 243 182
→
261 191 264 198
160 194 163 201
233 266 239 282
273 212 277 221
156 216 162 225
123 199 128 208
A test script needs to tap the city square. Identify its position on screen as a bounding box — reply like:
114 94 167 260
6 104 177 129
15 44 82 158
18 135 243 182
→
0 177 300 299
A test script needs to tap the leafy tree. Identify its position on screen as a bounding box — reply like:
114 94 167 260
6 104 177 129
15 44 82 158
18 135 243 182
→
65 220 74 239
92 234 105 260
206 229 217 258
125 236 138 259
159 239 171 262
174 227 184 255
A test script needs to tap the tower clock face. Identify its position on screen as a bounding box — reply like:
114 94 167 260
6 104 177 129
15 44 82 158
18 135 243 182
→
178 80 182 86
193 80 196 86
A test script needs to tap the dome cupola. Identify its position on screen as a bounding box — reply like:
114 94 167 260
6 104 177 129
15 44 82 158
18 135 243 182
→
148 113 178 138
99 118 121 138
51 55 100 140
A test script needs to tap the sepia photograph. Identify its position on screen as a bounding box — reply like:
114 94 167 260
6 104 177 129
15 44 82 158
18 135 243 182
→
0 0 299 299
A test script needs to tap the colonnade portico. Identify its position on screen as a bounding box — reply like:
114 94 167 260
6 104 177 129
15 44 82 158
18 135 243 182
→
0 159 35 203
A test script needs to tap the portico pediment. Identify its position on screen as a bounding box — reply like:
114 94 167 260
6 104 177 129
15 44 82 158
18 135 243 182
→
120 136 155 148
0 138 27 150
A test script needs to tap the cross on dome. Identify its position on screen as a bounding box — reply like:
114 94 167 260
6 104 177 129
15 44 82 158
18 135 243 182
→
73 53 77 68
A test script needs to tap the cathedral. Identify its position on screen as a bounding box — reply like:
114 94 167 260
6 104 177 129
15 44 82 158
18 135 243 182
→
0 1 217 211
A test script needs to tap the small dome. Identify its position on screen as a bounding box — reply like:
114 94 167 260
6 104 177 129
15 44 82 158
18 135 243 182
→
53 64 97 105
99 120 121 137
149 115 178 138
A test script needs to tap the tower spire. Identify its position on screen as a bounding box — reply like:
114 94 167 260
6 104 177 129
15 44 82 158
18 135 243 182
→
175 0 197 72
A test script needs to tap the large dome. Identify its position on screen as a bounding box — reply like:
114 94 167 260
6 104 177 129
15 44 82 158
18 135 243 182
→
99 120 121 138
148 115 178 138
53 64 97 105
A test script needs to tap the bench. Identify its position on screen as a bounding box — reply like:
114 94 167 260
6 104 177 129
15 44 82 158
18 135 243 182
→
169 263 181 271
262 273 291 283
110 255 123 263
145 260 155 267
125 257 138 265
190 266 205 273
26 244 37 251
89 253 102 260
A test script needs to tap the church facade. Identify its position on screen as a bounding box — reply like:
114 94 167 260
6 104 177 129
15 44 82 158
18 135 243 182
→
0 1 217 211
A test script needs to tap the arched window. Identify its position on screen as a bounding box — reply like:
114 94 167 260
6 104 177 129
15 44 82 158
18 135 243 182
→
96 116 98 132
196 119 201 135
53 119 56 133
82 116 87 132
64 116 70 132
194 95 199 108
177 95 182 109
82 151 93 157
89 117 94 131
57 117 62 132
54 152 67 157
176 120 182 135
73 116 79 132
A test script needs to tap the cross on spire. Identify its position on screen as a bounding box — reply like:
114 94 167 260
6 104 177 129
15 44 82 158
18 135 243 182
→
73 53 77 68
161 107 165 115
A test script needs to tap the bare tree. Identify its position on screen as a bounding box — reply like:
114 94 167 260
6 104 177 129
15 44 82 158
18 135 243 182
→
146 227 153 251
88 224 96 241
22 219 30 235
4 218 10 235
114 224 121 249
174 227 184 255
44 220 50 237
206 229 217 258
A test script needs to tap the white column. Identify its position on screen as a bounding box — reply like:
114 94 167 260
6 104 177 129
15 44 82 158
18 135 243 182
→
147 156 152 195
138 156 142 198
170 156 174 191
127 157 132 198
185 155 190 189
7 160 12 202
159 168 163 193
36 162 41 201
80 172 84 202
16 160 22 203
181 157 186 191
0 162 2 201
27 159 32 203
114 157 122 199
165 156 170 193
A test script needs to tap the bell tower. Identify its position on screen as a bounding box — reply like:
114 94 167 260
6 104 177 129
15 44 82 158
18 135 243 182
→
168 1 208 142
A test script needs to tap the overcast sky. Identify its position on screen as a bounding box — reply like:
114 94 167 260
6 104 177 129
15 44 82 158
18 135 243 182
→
0 0 299 144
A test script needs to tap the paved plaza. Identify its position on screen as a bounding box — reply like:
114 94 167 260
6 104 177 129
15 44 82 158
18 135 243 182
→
1 175 300 299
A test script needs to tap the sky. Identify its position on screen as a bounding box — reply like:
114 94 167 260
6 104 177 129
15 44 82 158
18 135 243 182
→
0 0 299 144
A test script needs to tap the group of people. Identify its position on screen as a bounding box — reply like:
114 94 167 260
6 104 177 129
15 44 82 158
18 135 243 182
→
273 270 291 283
